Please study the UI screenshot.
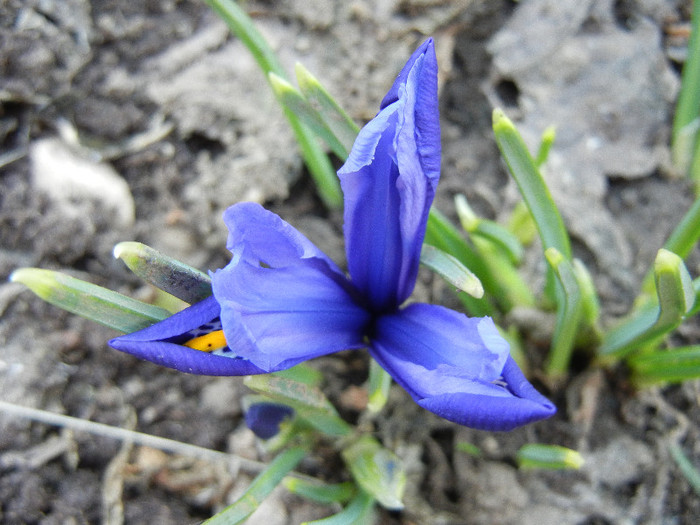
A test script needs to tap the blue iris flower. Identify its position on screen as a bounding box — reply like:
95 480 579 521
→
110 39 555 431
245 402 295 439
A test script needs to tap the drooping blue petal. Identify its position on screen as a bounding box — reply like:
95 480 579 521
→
245 402 295 439
108 296 266 376
212 203 371 372
338 39 440 312
370 303 556 431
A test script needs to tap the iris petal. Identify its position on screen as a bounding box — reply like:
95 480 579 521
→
212 203 370 372
108 296 266 376
370 304 556 431
245 403 295 439
339 39 440 312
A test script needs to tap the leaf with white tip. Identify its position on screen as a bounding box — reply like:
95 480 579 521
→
11 268 170 333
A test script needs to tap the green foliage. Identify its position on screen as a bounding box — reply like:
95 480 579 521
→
671 0 700 189
420 244 484 298
516 444 584 470
113 242 212 304
204 447 306 524
341 436 406 510
10 268 170 333
204 0 342 208
303 490 375 525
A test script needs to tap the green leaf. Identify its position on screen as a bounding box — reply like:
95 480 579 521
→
303 490 375 525
10 268 170 334
244 375 351 437
492 109 571 260
204 447 306 525
341 436 405 510
367 359 392 414
113 242 212 304
629 345 700 386
282 478 355 505
687 276 700 317
516 444 584 470
493 109 572 304
655 248 695 322
669 443 700 496
272 363 323 387
424 208 495 317
508 201 538 246
453 194 535 310
455 441 482 457
204 0 342 208
420 244 484 298
295 62 360 155
455 194 523 264
544 248 584 379
640 196 700 296
268 73 349 159
572 259 600 328
671 0 700 178
600 249 695 358
534 125 556 167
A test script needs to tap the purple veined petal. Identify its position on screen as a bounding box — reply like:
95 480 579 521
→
338 39 440 312
370 303 556 431
213 204 371 372
245 402 295 439
108 296 266 376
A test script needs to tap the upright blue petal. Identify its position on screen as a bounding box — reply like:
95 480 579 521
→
108 296 266 376
338 39 440 312
370 304 556 431
212 203 371 372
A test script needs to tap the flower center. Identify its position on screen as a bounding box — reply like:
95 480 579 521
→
184 329 228 352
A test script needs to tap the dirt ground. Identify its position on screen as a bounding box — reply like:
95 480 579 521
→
1 0 699 523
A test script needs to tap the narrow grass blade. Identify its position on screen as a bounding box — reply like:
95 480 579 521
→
493 109 571 305
303 490 375 525
341 436 405 510
420 244 484 298
508 201 537 246
204 447 306 525
640 197 700 296
268 73 349 159
424 208 495 317
455 194 523 264
471 237 535 310
453 193 535 309
10 268 170 333
204 0 342 208
669 443 700 496
686 276 700 317
534 125 556 167
600 249 695 358
244 375 351 437
113 242 212 304
367 359 392 414
516 444 584 470
295 62 360 155
492 109 572 260
282 478 355 505
544 248 584 379
629 345 700 386
572 259 602 347
455 441 482 457
671 0 700 177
